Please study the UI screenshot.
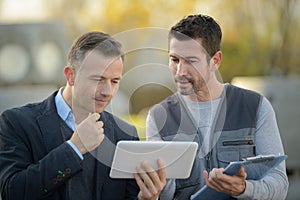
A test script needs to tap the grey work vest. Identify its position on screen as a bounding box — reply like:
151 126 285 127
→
151 84 262 200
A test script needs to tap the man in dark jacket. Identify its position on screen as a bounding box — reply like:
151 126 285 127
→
0 31 166 200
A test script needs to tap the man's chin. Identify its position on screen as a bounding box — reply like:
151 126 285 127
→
177 84 194 95
94 104 107 113
94 107 105 114
178 89 194 96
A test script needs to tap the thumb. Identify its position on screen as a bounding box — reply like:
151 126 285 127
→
94 113 101 121
203 170 209 183
237 166 247 178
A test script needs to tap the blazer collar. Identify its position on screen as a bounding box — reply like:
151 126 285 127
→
36 91 116 152
36 91 64 152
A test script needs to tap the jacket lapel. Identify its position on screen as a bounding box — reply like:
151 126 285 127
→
36 91 64 152
93 112 116 199
36 95 118 197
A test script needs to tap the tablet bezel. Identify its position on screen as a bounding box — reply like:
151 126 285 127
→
109 141 198 179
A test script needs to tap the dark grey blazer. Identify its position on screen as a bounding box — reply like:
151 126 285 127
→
0 91 139 200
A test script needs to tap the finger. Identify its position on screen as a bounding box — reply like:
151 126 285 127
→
141 161 161 184
91 112 100 121
210 168 222 181
203 170 209 184
157 159 166 184
140 161 158 183
210 169 232 188
204 169 219 191
136 165 157 195
237 166 247 179
211 172 246 195
205 169 227 192
134 173 152 199
134 173 145 189
217 167 246 185
97 120 104 128
99 127 104 133
206 178 224 192
97 128 104 139
140 160 166 194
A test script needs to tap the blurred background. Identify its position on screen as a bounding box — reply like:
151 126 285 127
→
0 0 299 199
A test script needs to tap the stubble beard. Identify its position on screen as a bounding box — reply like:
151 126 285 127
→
175 75 194 95
178 86 194 95
177 77 209 97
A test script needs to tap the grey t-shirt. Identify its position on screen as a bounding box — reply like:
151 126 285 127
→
181 95 221 156
146 89 288 200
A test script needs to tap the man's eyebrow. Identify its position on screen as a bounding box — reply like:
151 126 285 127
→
89 75 122 80
169 54 199 60
169 54 180 59
169 53 178 57
184 56 200 60
89 75 102 79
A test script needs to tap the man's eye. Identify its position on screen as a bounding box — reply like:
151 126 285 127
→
170 58 179 63
112 80 120 84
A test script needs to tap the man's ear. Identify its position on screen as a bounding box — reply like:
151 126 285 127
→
210 51 222 71
64 66 75 86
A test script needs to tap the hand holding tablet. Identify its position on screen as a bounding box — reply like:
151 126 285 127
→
109 141 198 179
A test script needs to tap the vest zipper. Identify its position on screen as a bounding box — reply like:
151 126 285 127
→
223 140 254 146
205 153 211 172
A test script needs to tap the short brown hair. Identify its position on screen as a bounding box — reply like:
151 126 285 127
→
67 31 124 69
169 14 222 58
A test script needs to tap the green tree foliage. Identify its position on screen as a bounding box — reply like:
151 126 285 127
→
217 0 300 81
44 0 300 81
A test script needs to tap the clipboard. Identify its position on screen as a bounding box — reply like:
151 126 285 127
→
191 154 287 200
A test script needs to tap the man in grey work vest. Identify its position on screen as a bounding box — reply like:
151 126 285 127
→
147 14 289 200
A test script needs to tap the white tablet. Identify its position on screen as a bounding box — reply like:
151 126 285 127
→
109 141 198 179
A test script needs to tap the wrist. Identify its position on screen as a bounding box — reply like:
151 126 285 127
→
233 180 250 199
70 137 87 155
67 140 84 160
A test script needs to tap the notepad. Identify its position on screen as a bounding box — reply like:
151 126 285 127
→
191 154 287 200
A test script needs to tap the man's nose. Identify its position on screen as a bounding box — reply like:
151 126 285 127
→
99 81 112 96
176 61 188 76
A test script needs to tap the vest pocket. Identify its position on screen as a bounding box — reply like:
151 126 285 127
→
223 140 254 146
216 129 256 169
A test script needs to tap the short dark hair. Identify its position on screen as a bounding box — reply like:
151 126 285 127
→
169 14 222 57
67 31 124 69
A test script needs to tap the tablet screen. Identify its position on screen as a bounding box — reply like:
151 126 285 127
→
109 141 198 179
